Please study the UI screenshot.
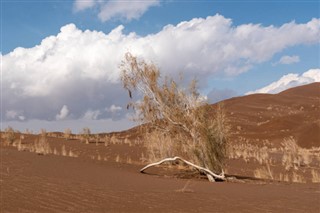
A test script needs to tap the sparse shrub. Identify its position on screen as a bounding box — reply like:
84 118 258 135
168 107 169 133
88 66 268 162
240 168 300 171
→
3 126 16 145
121 53 229 180
126 156 132 164
80 127 91 144
281 137 312 171
40 129 47 137
68 150 78 158
115 154 120 163
282 137 301 171
279 173 290 182
254 162 273 180
292 172 305 183
104 135 110 146
64 128 72 140
61 145 67 156
311 169 320 183
95 135 100 145
34 134 51 155
53 148 59 155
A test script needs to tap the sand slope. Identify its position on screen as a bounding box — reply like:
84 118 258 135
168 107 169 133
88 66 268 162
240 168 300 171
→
224 82 320 148
1 148 319 213
1 83 320 212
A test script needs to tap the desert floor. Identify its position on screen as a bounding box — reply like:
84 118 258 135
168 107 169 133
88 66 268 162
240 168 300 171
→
1 146 319 213
1 83 320 212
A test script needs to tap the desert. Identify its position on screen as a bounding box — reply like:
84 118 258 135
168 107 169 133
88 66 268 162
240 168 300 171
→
1 83 319 213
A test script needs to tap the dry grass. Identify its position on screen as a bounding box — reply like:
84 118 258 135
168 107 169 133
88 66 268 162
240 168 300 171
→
228 142 271 165
3 127 16 145
311 169 320 183
61 145 67 156
115 154 121 163
68 150 79 158
64 128 72 140
281 137 314 171
79 127 91 144
34 134 51 155
292 172 306 183
229 137 319 183
253 163 273 180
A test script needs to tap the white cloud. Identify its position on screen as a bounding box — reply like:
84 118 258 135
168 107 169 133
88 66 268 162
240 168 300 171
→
6 110 25 121
278 55 300 65
106 104 122 113
73 0 160 22
246 68 320 94
73 0 96 12
82 110 101 120
2 15 320 131
56 105 69 120
99 0 160 22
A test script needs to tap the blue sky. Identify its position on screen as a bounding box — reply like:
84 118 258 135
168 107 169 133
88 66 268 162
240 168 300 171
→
1 0 320 133
2 1 319 54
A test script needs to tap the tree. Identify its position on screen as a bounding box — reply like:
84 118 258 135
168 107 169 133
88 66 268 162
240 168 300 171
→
120 53 229 181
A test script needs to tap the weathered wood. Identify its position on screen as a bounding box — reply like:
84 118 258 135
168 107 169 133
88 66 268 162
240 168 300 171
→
140 156 225 181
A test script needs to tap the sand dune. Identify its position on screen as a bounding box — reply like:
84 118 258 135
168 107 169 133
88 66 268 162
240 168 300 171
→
1 83 319 212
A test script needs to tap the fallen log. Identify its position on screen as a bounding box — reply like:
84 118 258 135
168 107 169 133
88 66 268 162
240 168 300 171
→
140 156 225 182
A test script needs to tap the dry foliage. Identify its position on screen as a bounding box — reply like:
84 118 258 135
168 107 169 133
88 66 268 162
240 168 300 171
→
64 128 72 140
281 137 313 171
3 127 16 145
34 134 51 155
80 127 91 144
311 169 320 183
120 53 229 174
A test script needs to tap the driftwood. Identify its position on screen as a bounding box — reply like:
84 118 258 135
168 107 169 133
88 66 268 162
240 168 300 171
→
140 156 225 182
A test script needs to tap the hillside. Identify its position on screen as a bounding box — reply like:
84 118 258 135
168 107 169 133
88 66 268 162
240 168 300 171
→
223 82 320 148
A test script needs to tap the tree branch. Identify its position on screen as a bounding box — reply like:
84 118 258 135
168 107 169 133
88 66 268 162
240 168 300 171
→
140 156 226 182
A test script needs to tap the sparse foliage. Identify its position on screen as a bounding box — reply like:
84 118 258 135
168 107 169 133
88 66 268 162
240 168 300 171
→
120 53 229 180
34 134 51 155
64 128 72 140
80 127 91 144
3 126 16 145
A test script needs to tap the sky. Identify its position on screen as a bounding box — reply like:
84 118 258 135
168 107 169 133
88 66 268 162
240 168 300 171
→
1 0 320 133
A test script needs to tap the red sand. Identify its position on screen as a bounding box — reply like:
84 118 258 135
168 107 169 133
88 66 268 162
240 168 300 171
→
223 82 320 148
1 83 320 212
1 148 319 213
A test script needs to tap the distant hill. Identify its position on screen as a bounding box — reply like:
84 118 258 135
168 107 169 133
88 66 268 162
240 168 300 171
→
223 82 320 148
116 83 320 148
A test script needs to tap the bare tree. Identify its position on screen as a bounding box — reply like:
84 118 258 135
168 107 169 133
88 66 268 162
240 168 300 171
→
120 53 229 181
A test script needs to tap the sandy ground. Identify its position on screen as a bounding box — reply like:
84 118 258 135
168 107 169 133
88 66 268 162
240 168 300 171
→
1 147 319 213
1 83 320 212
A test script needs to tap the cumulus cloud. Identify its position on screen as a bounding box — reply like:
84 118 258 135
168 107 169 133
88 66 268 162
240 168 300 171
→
2 14 320 132
246 68 320 94
73 0 160 22
73 0 96 12
106 104 122 113
277 55 300 65
56 105 69 120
